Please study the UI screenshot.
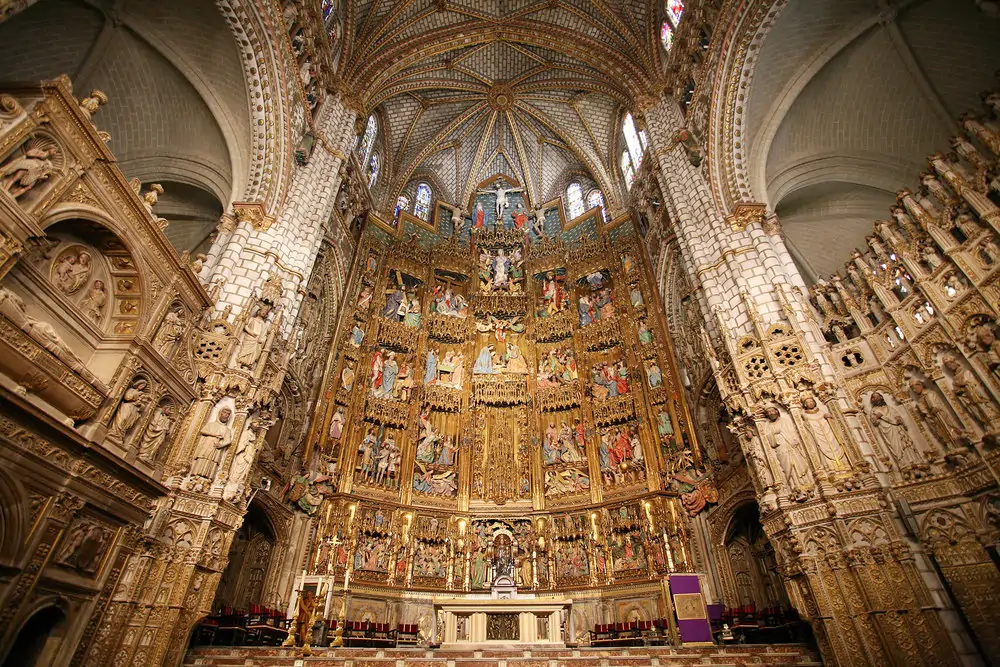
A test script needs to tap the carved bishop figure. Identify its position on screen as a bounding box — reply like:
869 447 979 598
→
758 406 811 498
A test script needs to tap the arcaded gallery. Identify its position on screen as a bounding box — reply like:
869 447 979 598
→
0 0 999 666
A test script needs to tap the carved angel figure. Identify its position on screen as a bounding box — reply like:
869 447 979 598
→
0 145 58 199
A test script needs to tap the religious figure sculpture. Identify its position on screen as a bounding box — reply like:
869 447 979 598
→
0 144 58 199
283 589 317 648
153 307 186 359
80 280 106 323
942 355 999 429
867 392 923 470
329 406 345 441
758 406 811 498
800 396 848 471
908 378 958 447
55 518 111 574
0 286 96 382
138 402 175 462
236 304 271 370
477 180 523 221
193 407 234 479
224 425 260 502
53 249 93 295
108 379 150 441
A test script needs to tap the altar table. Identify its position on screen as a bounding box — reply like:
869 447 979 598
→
432 595 573 648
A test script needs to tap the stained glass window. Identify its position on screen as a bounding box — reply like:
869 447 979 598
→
587 190 606 220
322 0 336 22
367 153 379 188
666 0 684 25
566 182 585 219
623 112 645 170
359 115 377 164
621 150 635 188
395 195 410 219
414 183 432 221
660 21 674 51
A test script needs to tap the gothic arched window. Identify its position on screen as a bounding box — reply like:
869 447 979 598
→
322 0 336 22
623 113 645 171
666 0 684 25
587 190 607 220
661 22 674 51
414 183 432 221
621 150 636 188
367 153 379 188
395 195 410 219
359 115 377 164
566 182 585 219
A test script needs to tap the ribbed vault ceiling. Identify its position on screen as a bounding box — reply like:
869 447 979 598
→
339 0 665 211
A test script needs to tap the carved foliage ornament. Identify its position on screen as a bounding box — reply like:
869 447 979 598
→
726 203 768 233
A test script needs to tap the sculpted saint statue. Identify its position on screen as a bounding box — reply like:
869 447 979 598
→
942 355 999 429
138 402 175 461
758 406 811 495
108 379 150 441
908 378 957 447
224 425 259 501
800 396 848 471
193 407 234 477
867 392 922 469
236 304 271 369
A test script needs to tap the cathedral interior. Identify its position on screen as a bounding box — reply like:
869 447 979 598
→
0 0 1000 666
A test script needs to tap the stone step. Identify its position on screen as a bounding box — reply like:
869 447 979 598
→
183 644 822 667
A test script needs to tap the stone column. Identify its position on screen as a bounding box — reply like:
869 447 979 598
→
209 95 357 331
641 95 963 666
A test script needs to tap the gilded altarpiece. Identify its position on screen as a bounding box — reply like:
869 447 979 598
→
302 186 704 641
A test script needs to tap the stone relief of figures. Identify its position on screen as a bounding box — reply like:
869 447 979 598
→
536 346 578 387
757 404 811 500
0 286 99 383
153 304 187 359
906 375 960 449
577 270 614 327
597 423 645 487
189 406 234 483
51 246 93 295
355 426 403 490
799 394 849 473
80 280 106 323
535 269 568 318
137 399 176 462
224 425 260 502
940 353 999 431
369 348 415 401
54 515 114 575
0 138 60 200
413 408 459 497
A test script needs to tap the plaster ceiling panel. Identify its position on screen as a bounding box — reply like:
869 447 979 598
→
86 29 232 194
383 95 424 155
777 182 896 280
540 146 573 201
0 0 103 82
396 100 483 168
453 42 540 83
745 0 874 151
896 0 1000 118
765 27 948 199
421 150 457 203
